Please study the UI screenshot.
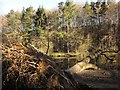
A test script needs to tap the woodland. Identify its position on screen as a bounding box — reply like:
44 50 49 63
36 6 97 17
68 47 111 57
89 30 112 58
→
1 0 120 89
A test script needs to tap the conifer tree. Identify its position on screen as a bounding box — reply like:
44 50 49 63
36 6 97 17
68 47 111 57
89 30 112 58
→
58 0 77 53
33 6 47 36
21 6 35 44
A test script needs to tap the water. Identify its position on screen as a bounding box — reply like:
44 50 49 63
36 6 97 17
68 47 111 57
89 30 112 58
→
54 57 79 70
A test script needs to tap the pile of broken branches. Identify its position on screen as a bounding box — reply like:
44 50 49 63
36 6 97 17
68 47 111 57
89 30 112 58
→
2 43 89 89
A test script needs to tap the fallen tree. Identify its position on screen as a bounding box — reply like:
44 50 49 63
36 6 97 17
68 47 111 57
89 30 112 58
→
3 42 119 89
23 43 78 88
2 43 89 89
81 47 120 69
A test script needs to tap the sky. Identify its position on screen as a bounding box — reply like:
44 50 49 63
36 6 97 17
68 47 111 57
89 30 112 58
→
0 0 119 15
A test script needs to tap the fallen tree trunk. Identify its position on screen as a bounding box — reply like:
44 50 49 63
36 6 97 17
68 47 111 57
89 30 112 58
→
24 43 119 89
23 43 80 88
3 42 89 89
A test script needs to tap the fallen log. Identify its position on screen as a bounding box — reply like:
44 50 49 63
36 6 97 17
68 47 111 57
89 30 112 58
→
2 43 81 89
23 43 80 88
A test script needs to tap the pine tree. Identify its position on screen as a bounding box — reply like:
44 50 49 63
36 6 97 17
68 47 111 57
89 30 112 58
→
21 6 35 44
33 6 47 36
58 0 77 53
21 6 34 31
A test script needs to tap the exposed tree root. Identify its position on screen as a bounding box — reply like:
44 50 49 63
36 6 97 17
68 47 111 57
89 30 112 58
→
2 43 88 89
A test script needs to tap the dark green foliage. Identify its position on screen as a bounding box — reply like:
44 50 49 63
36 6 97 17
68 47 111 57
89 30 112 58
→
21 6 35 44
34 6 47 29
21 6 34 30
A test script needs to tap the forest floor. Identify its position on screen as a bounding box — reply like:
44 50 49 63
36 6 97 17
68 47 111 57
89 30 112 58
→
74 69 119 88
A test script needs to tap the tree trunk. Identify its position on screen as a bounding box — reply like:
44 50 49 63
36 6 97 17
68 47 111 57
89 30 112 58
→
46 29 50 54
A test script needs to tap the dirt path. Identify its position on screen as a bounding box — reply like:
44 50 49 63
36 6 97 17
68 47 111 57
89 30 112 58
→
73 70 119 88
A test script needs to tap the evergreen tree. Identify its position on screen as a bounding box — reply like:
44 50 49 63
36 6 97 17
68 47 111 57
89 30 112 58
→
21 6 34 31
33 6 47 36
21 6 35 44
58 0 77 53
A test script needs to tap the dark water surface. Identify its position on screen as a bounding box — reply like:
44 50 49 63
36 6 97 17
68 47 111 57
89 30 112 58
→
54 57 79 70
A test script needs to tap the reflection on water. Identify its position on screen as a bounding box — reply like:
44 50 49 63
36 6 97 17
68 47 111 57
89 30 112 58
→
54 57 79 70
